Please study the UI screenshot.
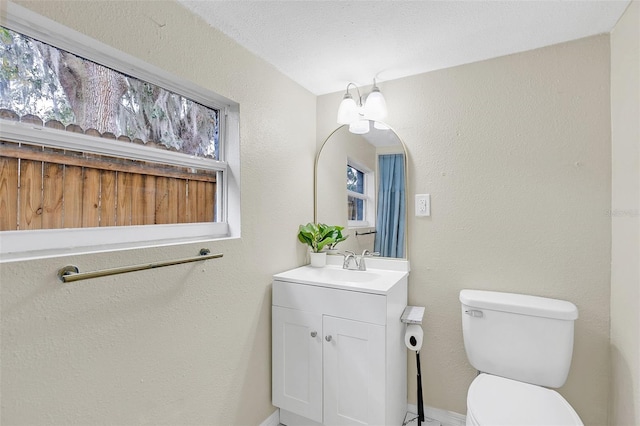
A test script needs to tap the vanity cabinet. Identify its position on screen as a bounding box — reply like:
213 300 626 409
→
272 264 408 426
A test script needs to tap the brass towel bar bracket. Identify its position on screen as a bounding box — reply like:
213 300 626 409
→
57 248 223 283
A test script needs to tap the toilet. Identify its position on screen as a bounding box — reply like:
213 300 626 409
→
459 289 584 426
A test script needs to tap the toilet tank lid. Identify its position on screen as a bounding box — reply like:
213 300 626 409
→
460 290 578 320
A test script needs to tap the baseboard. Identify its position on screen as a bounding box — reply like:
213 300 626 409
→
264 405 465 426
407 404 466 426
259 409 280 426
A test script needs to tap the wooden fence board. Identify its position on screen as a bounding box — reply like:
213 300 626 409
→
195 181 206 223
130 173 144 226
0 157 19 231
63 165 83 228
19 159 42 230
82 167 100 227
42 162 64 229
141 174 156 225
205 182 215 222
130 173 141 226
155 177 170 224
154 176 167 224
184 180 195 224
177 179 188 223
100 169 117 226
117 171 131 226
166 178 178 224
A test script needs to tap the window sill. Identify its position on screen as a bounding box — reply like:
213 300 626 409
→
348 221 373 229
0 223 230 263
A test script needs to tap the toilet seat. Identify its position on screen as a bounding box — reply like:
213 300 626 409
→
467 374 583 426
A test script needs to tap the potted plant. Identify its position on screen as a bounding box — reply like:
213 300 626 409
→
297 222 339 267
325 225 348 254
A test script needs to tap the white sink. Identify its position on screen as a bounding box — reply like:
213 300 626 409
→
273 263 409 295
320 268 381 283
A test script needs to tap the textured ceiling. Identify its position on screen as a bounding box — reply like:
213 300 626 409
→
179 0 630 95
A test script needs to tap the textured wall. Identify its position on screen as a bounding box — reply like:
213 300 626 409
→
0 1 315 425
318 35 612 425
610 1 640 425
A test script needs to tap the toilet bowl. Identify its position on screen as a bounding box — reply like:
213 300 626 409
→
466 374 583 426
460 289 583 426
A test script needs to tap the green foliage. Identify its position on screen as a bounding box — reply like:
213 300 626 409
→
0 26 220 159
0 27 73 123
326 225 348 250
297 223 348 253
0 28 12 45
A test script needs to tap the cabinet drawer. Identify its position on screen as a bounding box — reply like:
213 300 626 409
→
273 280 387 325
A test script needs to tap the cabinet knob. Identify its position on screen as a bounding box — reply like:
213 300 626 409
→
325 335 332 342
310 331 317 338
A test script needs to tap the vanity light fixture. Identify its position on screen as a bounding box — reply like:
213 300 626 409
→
336 79 388 133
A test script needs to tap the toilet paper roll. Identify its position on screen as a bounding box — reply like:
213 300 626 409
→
404 324 424 351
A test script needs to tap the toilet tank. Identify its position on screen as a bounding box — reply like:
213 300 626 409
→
460 289 578 388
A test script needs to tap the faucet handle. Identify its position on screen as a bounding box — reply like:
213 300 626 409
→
342 251 358 270
358 250 380 271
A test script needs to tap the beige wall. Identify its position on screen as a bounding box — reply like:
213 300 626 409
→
0 1 315 425
318 35 612 425
610 1 640 425
0 2 628 426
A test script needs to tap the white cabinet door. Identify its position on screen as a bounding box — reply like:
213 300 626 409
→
272 306 323 423
323 316 386 426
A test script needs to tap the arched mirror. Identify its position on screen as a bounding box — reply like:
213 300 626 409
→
314 122 408 259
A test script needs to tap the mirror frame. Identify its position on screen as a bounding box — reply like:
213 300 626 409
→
314 122 410 259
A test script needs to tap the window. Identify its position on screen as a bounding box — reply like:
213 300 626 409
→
346 160 374 228
0 4 240 260
347 164 365 221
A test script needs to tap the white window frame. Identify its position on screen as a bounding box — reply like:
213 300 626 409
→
347 158 375 229
0 2 240 261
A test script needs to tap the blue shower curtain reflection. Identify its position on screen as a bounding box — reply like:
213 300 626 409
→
374 154 405 258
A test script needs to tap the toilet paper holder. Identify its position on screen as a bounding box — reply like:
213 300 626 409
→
402 306 427 426
401 305 425 324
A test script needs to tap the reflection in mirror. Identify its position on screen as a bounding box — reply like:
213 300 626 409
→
315 122 407 259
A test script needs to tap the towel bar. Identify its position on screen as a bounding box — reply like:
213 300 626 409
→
57 248 222 283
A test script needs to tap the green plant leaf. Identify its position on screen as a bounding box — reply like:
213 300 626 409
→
297 222 347 253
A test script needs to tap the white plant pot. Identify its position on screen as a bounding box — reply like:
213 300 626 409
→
309 252 327 268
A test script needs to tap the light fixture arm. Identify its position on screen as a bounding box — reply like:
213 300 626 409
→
371 78 379 91
345 82 363 106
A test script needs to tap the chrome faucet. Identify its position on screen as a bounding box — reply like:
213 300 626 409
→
358 249 380 271
342 251 359 270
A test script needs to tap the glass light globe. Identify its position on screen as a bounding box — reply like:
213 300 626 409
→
364 89 387 121
373 121 390 130
349 119 370 134
337 94 359 124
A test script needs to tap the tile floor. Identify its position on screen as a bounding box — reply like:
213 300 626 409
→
403 412 442 426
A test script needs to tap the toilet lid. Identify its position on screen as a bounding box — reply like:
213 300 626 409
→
467 374 584 426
